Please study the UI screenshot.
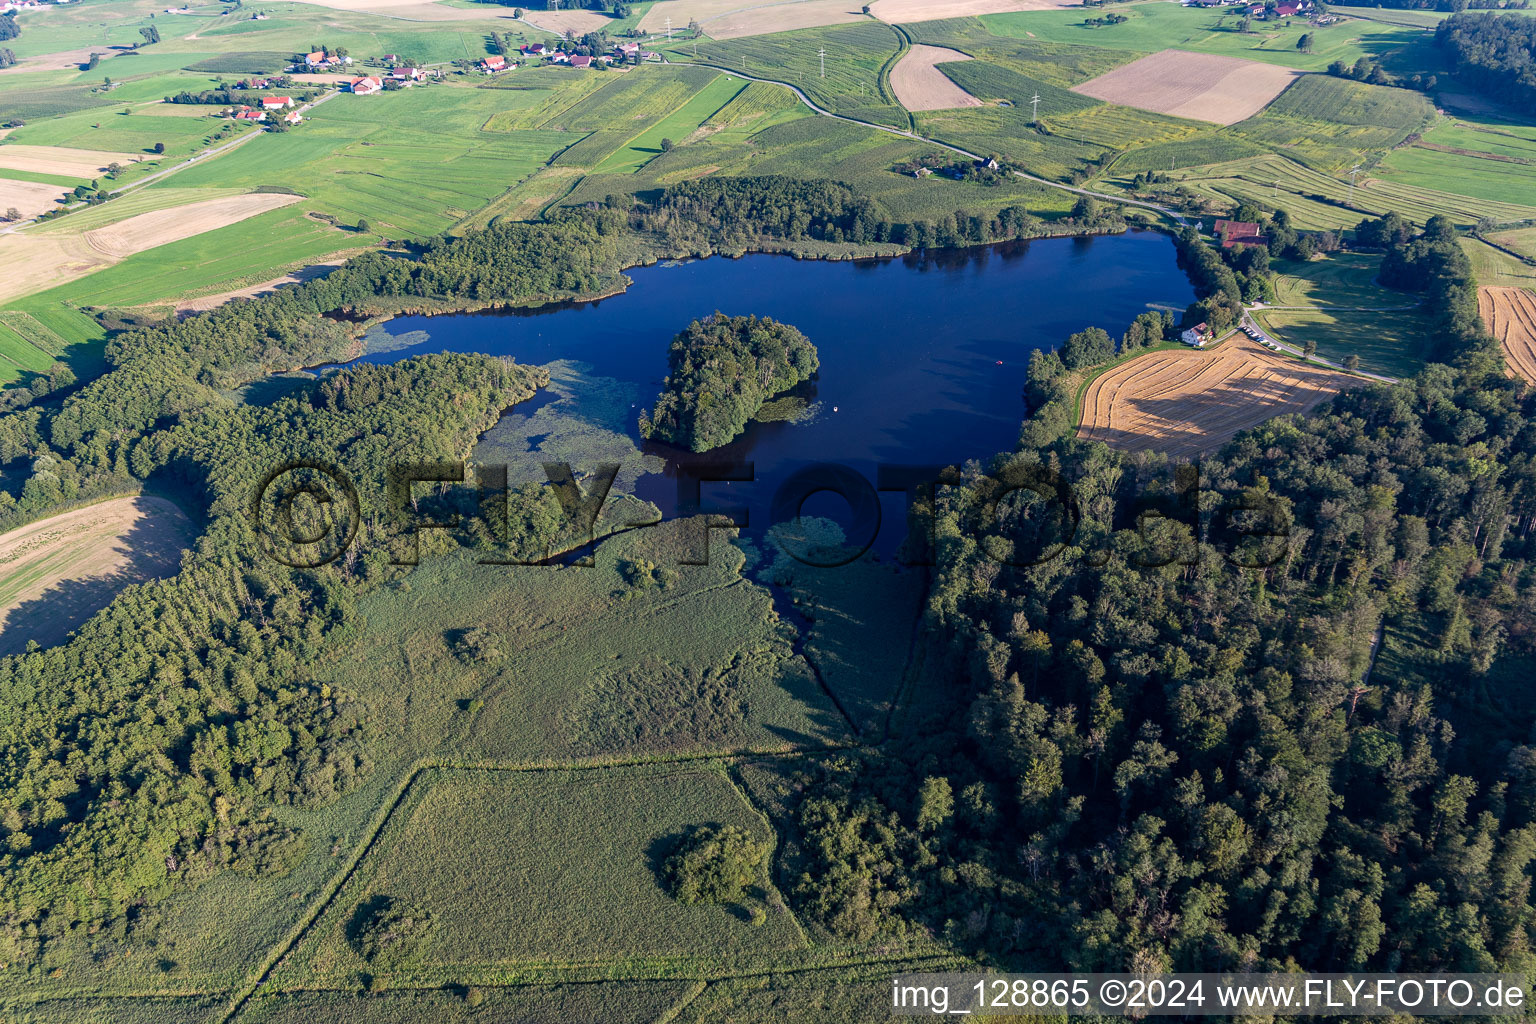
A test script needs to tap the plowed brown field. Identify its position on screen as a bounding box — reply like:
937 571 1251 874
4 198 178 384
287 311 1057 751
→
1076 336 1363 458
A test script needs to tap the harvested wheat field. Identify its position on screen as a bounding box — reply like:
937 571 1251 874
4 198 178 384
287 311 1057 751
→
0 192 302 304
0 144 145 179
0 177 71 221
640 0 862 36
1077 336 1363 458
1071 49 1301 126
0 496 195 656
870 0 1072 21
1480 286 1536 384
287 0 507 18
891 44 982 111
522 7 616 32
705 0 868 36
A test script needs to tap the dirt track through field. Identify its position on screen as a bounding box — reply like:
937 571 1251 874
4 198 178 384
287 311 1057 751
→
869 0 1072 21
1480 286 1536 384
0 144 145 179
0 496 195 656
1071 49 1301 126
890 44 982 111
0 192 303 304
1077 335 1363 458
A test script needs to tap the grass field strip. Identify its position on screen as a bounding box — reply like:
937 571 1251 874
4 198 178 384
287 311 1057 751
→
215 747 880 1024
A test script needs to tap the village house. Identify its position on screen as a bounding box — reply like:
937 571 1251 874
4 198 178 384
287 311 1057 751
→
348 76 383 94
388 66 423 81
283 110 302 125
304 50 328 68
480 54 506 73
260 96 295 110
615 41 641 59
234 109 266 122
1181 322 1212 348
569 54 593 68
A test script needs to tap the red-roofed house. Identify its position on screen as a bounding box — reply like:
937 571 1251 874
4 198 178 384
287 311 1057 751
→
569 54 593 68
235 109 266 122
389 66 423 81
481 54 506 73
521 42 546 55
1181 322 1212 348
548 50 570 64
348 76 383 94
1213 218 1266 249
283 110 303 124
1274 2 1299 15
260 96 294 110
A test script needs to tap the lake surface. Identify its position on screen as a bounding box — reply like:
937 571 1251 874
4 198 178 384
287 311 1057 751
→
348 232 1195 551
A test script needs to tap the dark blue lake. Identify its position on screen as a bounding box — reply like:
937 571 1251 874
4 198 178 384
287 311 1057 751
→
348 231 1195 547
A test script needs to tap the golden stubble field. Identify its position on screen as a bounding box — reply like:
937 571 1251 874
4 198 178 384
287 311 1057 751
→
0 177 72 221
0 144 146 179
890 44 982 111
0 192 302 304
1077 335 1363 458
1071 49 1302 125
640 0 866 38
0 495 195 656
869 0 1074 20
1480 286 1536 384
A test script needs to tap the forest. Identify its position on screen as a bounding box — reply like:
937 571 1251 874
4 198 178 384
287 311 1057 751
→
638 313 819 451
766 214 1536 974
1436 12 1536 111
0 13 18 42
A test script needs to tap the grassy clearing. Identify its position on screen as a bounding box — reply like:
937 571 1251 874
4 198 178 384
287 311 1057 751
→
285 764 805 983
915 104 1104 180
1048 102 1206 149
163 85 581 236
1463 236 1536 292
1160 153 1536 230
938 58 1098 113
1375 143 1536 210
666 21 908 128
235 983 698 1024
593 74 745 174
903 18 1137 87
1227 75 1432 172
14 204 359 310
1254 304 1431 379
1268 251 1399 308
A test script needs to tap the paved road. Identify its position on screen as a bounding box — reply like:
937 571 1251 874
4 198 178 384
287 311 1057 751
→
0 89 340 235
676 60 1191 227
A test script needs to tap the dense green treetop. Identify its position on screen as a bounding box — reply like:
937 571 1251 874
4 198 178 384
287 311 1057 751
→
639 313 819 452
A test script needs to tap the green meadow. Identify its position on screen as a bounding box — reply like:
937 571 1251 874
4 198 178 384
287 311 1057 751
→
981 2 1437 74
287 764 803 984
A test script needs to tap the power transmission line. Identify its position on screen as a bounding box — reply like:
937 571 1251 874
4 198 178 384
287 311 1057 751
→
818 46 826 79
